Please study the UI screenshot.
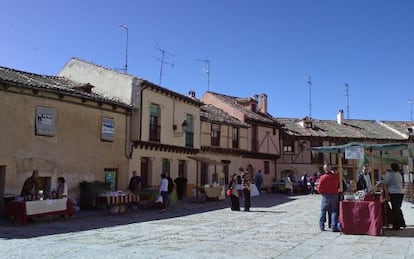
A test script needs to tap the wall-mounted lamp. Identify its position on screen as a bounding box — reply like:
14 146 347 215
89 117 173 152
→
173 120 188 137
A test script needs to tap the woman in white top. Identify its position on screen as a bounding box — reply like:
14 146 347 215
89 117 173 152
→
375 163 406 230
159 173 169 211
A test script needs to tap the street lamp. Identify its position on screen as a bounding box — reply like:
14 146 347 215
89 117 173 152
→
118 24 128 73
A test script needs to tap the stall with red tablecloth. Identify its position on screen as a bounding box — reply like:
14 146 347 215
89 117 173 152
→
3 198 73 225
339 200 383 236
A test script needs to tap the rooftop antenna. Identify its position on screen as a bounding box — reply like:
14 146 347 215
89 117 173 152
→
307 76 312 118
409 98 414 121
118 24 128 73
345 83 350 119
154 42 174 85
196 59 210 91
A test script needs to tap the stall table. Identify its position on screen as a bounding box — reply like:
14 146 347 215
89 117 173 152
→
96 193 140 213
3 199 73 225
339 200 383 236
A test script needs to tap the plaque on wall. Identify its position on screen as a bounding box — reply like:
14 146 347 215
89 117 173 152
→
35 106 56 136
101 116 115 141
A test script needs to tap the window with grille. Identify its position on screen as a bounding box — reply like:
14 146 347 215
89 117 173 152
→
149 104 161 142
211 123 220 146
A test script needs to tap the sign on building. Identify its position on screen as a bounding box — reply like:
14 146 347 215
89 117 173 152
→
101 116 115 141
35 106 56 136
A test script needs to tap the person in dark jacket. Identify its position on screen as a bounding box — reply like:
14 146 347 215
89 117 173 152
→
21 170 39 197
228 173 240 211
174 172 188 202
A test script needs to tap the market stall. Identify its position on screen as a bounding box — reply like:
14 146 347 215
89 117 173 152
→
96 191 140 214
311 142 413 236
4 198 73 225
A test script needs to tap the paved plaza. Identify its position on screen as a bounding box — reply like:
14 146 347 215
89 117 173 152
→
1 193 413 258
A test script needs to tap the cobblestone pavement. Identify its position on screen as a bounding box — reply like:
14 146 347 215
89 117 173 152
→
1 193 413 258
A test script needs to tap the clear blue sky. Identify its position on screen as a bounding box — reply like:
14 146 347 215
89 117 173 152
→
1 0 414 121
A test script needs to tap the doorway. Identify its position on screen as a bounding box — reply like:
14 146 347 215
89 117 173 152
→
0 166 5 214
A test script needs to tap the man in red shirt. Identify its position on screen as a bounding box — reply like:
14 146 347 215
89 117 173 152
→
318 164 340 232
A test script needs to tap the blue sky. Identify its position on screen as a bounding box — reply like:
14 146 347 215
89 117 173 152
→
1 0 414 121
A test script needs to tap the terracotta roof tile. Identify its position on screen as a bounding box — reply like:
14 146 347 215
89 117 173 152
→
207 91 276 124
276 117 406 140
0 66 131 108
201 104 249 127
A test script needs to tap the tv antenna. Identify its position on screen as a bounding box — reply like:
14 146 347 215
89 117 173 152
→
409 98 414 121
118 24 128 73
196 59 210 91
344 83 350 119
154 43 174 85
307 76 312 118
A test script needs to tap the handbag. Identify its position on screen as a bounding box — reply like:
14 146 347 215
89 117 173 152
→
156 195 163 203
226 188 232 196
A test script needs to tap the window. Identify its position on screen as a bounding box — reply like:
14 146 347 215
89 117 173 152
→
232 127 239 149
185 114 194 147
283 145 294 153
149 104 161 142
264 161 270 175
162 158 170 175
211 123 220 146
178 160 186 178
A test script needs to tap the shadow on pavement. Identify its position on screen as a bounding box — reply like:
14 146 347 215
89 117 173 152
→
383 226 414 237
0 193 295 239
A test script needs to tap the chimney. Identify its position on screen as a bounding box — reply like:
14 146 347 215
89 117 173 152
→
260 93 268 113
337 110 344 124
188 90 196 100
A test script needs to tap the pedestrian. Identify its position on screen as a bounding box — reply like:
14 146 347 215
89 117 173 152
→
158 173 169 211
228 173 240 211
174 172 188 202
166 172 175 208
285 172 293 196
300 173 308 194
241 169 252 211
318 164 340 232
236 175 243 200
310 173 317 195
128 171 142 194
56 177 68 198
21 170 39 198
374 163 406 230
254 170 263 194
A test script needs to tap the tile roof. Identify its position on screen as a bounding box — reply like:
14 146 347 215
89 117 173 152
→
206 91 277 125
0 66 131 108
201 104 249 127
380 121 414 137
276 117 406 140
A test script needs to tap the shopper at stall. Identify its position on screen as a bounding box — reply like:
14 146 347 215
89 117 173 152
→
228 173 240 211
357 165 372 192
374 163 406 230
56 177 68 198
21 170 39 198
318 164 340 232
